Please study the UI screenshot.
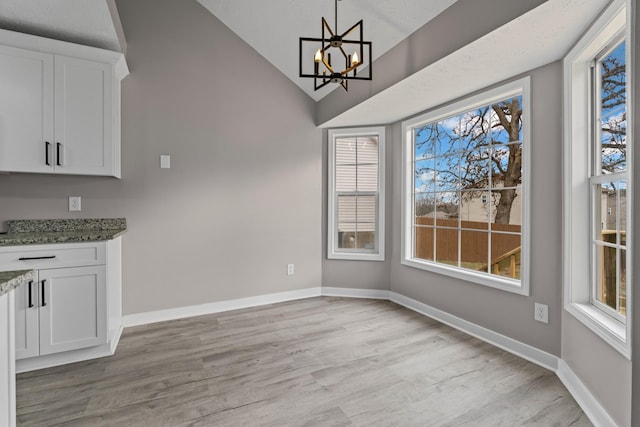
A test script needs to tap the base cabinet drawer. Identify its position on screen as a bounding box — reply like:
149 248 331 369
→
14 266 107 360
0 242 106 271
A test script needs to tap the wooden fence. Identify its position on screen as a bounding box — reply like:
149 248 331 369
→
415 218 521 268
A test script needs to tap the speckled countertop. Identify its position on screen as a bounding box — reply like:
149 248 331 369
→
0 270 35 296
0 218 127 246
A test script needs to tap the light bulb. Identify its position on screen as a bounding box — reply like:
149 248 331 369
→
314 49 322 63
351 51 359 66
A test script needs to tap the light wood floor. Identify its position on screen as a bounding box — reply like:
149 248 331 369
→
16 297 591 426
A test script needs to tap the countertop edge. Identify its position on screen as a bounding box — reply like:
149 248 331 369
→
0 228 127 247
0 270 35 297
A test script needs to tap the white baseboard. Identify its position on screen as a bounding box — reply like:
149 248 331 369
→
122 287 322 327
556 359 618 427
388 292 559 371
321 287 390 300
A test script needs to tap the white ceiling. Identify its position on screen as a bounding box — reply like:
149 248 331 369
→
0 0 120 52
321 0 609 127
196 0 459 101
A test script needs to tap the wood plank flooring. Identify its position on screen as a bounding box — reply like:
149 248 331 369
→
16 297 591 426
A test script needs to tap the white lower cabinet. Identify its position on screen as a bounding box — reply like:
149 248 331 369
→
0 291 17 427
15 266 107 360
0 240 122 372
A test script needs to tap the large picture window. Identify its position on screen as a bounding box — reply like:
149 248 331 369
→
328 127 385 261
563 0 631 357
402 78 530 294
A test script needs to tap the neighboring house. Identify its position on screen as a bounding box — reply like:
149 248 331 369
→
600 186 627 236
460 183 523 226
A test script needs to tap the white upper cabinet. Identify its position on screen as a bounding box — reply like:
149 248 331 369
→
0 29 128 178
54 56 114 176
0 46 54 174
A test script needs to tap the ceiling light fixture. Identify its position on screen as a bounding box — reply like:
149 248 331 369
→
299 0 372 92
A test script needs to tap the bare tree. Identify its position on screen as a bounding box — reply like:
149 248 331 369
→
600 49 627 173
414 97 522 224
492 98 521 224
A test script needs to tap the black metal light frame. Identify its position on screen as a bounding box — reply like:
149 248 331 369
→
299 1 372 92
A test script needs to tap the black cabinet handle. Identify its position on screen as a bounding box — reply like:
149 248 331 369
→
28 281 34 308
45 141 51 166
18 255 56 261
56 142 62 166
41 280 47 307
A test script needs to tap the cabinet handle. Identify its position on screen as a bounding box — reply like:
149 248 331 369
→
56 142 63 166
45 141 51 166
18 255 56 261
28 281 34 308
40 280 47 307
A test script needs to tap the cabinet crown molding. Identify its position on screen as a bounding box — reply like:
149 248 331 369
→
0 28 129 80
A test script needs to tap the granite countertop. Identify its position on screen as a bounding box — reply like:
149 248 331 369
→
0 218 127 247
0 270 35 296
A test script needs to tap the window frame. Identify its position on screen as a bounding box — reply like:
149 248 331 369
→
401 77 531 295
563 0 632 358
327 126 385 261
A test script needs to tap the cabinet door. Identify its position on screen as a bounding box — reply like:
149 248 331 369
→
0 46 54 173
54 55 113 176
14 279 39 360
38 266 107 356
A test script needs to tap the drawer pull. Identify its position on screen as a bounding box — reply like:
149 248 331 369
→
28 281 34 308
18 255 56 261
41 280 47 307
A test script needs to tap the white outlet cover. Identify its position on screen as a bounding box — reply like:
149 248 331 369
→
534 303 549 324
68 196 81 212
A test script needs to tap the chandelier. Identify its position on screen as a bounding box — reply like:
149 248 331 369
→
299 0 372 92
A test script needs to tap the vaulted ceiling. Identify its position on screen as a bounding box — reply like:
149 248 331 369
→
196 0 459 101
0 0 610 125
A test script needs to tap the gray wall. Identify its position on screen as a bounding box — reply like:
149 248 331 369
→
0 0 323 315
390 63 563 356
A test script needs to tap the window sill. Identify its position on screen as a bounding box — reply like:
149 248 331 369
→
328 252 385 262
564 302 630 359
401 257 529 296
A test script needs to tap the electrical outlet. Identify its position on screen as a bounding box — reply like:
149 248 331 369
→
69 196 81 212
534 303 548 323
287 264 294 275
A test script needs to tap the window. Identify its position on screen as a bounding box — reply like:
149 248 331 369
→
591 39 628 320
563 0 631 357
328 127 385 261
402 78 530 295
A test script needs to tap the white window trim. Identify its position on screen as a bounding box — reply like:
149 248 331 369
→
563 0 632 358
328 126 385 261
401 77 531 295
